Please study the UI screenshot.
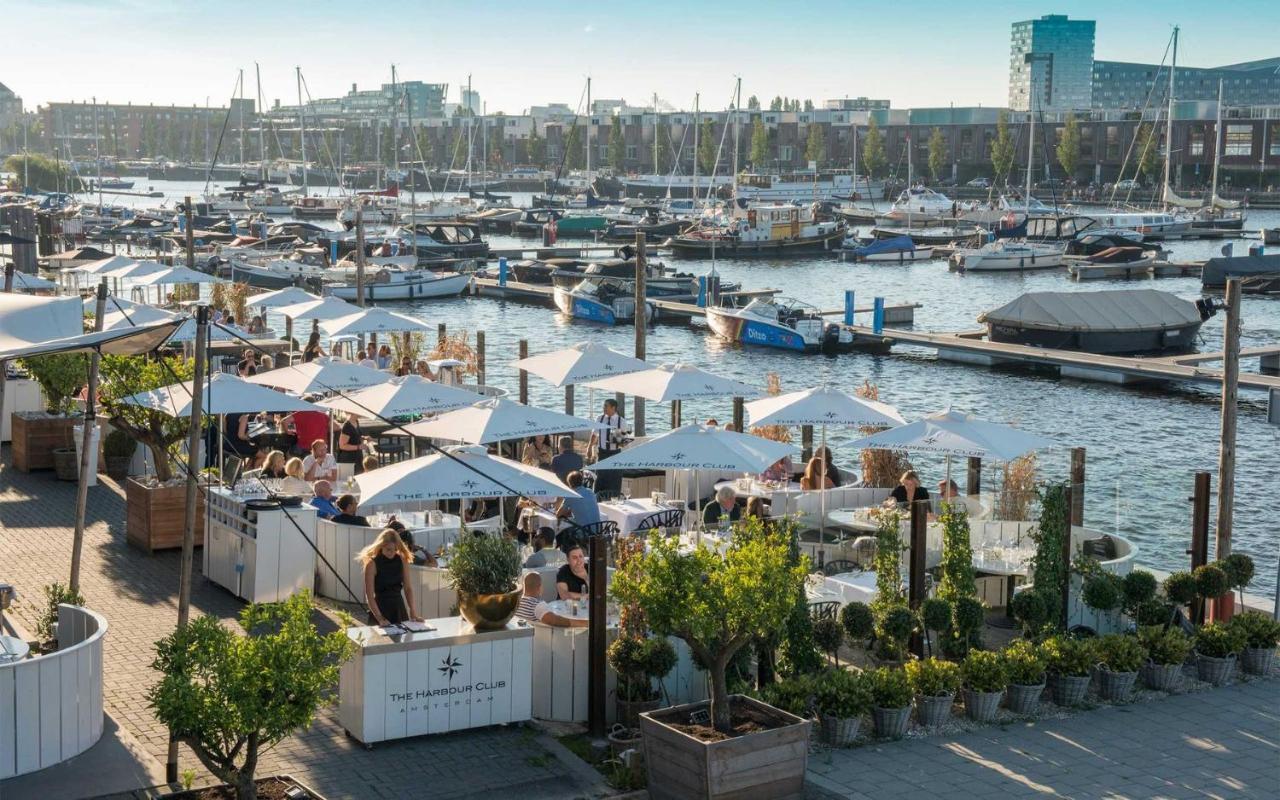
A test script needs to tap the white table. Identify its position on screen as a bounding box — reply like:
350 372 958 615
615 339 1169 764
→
825 508 881 534
815 570 879 606
713 479 804 514
599 498 683 534
0 635 29 665
518 505 560 536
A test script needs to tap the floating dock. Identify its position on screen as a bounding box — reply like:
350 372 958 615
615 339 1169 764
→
1067 259 1205 281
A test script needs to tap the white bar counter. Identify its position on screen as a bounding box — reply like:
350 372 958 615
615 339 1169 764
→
202 487 318 603
338 617 532 745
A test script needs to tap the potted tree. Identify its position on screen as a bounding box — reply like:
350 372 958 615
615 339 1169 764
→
13 353 85 472
813 668 870 746
961 650 1007 722
609 635 678 728
1219 553 1255 611
612 523 810 800
872 603 915 665
840 601 873 649
868 666 912 739
102 426 135 481
1092 633 1144 701
1193 564 1231 626
1010 588 1052 638
1137 626 1193 691
1081 572 1124 630
1162 571 1199 629
945 596 986 658
1194 622 1245 686
905 656 959 728
812 615 845 666
447 533 522 630
148 592 354 800
918 598 952 658
1229 611 1280 676
1042 635 1094 706
1002 639 1046 714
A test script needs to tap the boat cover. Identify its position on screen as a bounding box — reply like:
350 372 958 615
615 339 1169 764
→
1201 253 1280 287
980 290 1200 333
850 236 916 256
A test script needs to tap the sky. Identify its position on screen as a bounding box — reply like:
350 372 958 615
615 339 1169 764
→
4 0 1277 113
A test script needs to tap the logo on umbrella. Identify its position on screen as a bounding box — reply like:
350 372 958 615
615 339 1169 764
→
823 411 840 419
921 432 943 445
438 653 462 680
461 479 478 490
670 452 685 461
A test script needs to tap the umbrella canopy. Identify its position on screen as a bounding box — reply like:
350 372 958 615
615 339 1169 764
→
746 385 904 428
68 255 137 275
247 357 388 394
316 374 479 418
165 319 253 344
99 260 171 280
397 397 607 444
275 296 358 322
87 295 148 315
9 271 56 291
320 307 435 337
101 305 182 330
121 371 322 418
130 265 222 286
355 444 577 507
846 407 1055 460
0 293 179 359
585 362 760 402
249 286 322 310
509 341 649 387
592 423 798 472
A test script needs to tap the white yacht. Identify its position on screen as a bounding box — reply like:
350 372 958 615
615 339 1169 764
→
735 171 882 203
705 297 853 352
949 239 1068 272
880 186 956 225
326 267 470 301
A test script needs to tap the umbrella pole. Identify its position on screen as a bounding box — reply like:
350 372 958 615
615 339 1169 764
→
219 414 225 485
819 425 827 543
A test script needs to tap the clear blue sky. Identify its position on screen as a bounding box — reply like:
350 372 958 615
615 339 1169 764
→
5 0 1277 112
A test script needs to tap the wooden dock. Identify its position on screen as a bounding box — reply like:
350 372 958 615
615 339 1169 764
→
486 244 670 261
1068 259 1205 281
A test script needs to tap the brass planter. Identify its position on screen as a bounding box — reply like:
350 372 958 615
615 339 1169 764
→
458 587 522 630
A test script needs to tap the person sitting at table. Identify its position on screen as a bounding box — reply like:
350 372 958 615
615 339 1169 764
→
336 412 366 473
303 331 325 363
236 348 259 377
395 356 413 377
223 411 259 465
332 494 369 527
702 485 742 527
935 478 970 513
556 544 590 600
280 457 311 495
362 454 380 474
800 456 834 491
521 434 553 469
310 480 341 519
550 436 584 483
705 418 719 428
889 470 931 509
356 348 377 370
744 496 769 522
259 355 274 371
463 497 498 523
519 573 588 628
524 528 557 567
376 344 393 370
358 528 422 626
247 314 267 335
760 456 792 484
396 528 437 567
415 359 435 380
303 439 338 483
556 471 601 530
260 449 288 480
813 445 843 487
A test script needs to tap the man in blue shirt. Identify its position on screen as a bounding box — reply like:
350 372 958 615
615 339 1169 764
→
550 436 584 483
555 471 601 529
310 480 341 519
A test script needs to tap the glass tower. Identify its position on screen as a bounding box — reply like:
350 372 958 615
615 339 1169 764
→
1009 15 1096 111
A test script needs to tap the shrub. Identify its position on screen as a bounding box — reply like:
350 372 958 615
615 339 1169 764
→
813 669 871 719
35 582 85 645
1041 634 1094 678
1137 626 1193 666
21 353 87 415
99 354 195 482
1010 589 1050 632
920 598 953 634
1121 570 1158 614
1028 481 1070 630
874 603 915 661
447 534 521 595
868 667 912 710
1218 553 1255 597
952 596 986 635
1227 611 1280 650
813 616 844 659
905 657 961 698
1133 599 1174 627
1162 571 1198 605
103 427 136 459
756 674 814 717
1082 573 1123 612
961 650 1008 693
840 601 874 640
1094 633 1145 673
1003 639 1046 685
1194 622 1246 659
609 636 677 702
1193 564 1230 601
936 502 976 603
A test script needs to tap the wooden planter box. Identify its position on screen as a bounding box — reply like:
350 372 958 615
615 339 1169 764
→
640 695 810 800
9 413 77 472
126 477 205 553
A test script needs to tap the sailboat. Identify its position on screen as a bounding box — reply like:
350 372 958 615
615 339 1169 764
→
1169 79 1246 231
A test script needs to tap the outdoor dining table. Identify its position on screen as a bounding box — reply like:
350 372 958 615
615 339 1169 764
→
824 508 881 534
815 569 879 606
971 545 1035 626
598 497 684 535
713 479 804 515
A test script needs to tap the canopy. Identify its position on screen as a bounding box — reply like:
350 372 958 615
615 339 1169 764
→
68 255 138 275
846 407 1055 460
0 293 179 359
584 362 759 402
100 260 170 280
249 287 322 310
274 296 358 322
165 319 253 344
87 295 149 315
745 385 904 428
247 357 388 394
397 397 607 443
592 423 798 472
850 236 917 256
320 307 435 337
9 271 56 291
129 266 222 286
979 290 1200 333
354 444 577 506
121 371 322 418
100 305 182 330
510 341 649 387
316 374 479 418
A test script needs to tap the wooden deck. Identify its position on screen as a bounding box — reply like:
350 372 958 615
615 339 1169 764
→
1068 259 1205 281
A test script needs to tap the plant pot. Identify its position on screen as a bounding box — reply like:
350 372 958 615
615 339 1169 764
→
457 587 522 631
9 412 76 472
871 705 911 740
640 695 810 800
608 725 644 758
1142 661 1183 692
125 477 205 553
52 447 79 481
963 688 1004 722
151 774 326 799
1195 652 1236 686
1240 647 1275 676
104 455 131 481
1095 669 1137 701
1006 682 1045 715
914 693 953 728
618 697 661 730
1051 674 1090 707
819 712 862 746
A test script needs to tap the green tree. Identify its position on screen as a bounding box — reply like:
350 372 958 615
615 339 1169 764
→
1056 112 1081 182
654 122 672 173
1135 122 1162 182
861 117 886 178
748 118 771 168
927 126 947 182
747 95 760 110
607 117 625 171
990 110 1017 187
141 116 157 157
99 354 194 482
804 123 826 167
3 153 81 193
697 117 717 174
164 117 181 160
412 125 433 169
563 124 584 170
149 593 355 800
526 126 545 167
803 99 814 112
769 96 783 111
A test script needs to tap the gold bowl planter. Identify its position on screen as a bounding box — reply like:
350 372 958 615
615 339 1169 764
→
458 587 522 630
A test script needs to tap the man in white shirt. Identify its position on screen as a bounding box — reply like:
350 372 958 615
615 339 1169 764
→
302 440 338 483
356 348 378 370
515 572 587 628
589 398 626 494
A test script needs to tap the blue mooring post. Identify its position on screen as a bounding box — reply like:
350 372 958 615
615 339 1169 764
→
498 256 509 287
329 240 338 264
178 213 186 233
697 276 708 308
843 290 855 327
229 218 237 236
873 297 885 334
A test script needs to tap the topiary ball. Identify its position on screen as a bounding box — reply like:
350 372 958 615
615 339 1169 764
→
1218 553 1255 591
641 637 678 679
1082 573 1123 612
952 597 986 635
1134 598 1174 627
1011 588 1049 627
1163 571 1198 605
841 601 874 640
812 616 844 654
1121 570 1158 609
878 605 916 643
1193 564 1230 600
921 598 953 632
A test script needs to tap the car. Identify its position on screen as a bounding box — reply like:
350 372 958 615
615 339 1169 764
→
966 177 992 188
1114 179 1143 191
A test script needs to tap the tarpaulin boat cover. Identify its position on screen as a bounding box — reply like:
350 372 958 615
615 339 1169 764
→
979 290 1200 333
851 236 916 256
1201 253 1280 287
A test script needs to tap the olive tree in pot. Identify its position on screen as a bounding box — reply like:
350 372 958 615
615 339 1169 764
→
1137 626 1193 691
814 668 871 746
611 522 809 800
905 656 959 728
16 353 86 475
447 533 523 630
868 666 912 739
148 592 355 800
1229 611 1280 676
1194 622 1245 686
1042 634 1094 706
961 650 1007 722
1001 639 1046 714
1092 633 1144 701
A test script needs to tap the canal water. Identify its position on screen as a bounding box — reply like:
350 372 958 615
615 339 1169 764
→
102 180 1280 598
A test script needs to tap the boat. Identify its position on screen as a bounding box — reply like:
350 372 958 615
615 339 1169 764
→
1066 233 1163 258
602 210 690 242
978 290 1214 354
869 225 982 246
879 186 956 226
950 239 1067 272
552 277 655 326
244 187 296 215
326 267 470 301
734 171 882 203
1082 247 1159 267
1081 211 1192 239
619 172 735 199
92 177 134 190
669 203 844 258
290 196 346 220
705 297 854 353
395 221 488 260
465 206 524 233
511 208 564 237
840 235 934 263
1262 228 1280 246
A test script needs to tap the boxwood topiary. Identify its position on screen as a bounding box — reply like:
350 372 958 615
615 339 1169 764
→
1193 564 1230 601
868 666 912 710
840 601 874 640
1094 633 1145 674
1162 571 1198 605
1082 573 1123 612
961 649 1008 693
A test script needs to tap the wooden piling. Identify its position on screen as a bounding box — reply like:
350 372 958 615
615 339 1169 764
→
1069 447 1085 526
518 339 528 405
1190 471 1211 625
801 425 814 462
476 330 486 385
732 397 744 432
966 457 981 496
633 234 647 437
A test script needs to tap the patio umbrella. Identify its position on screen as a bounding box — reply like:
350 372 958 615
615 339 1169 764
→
510 341 649 387
88 295 149 315
247 357 388 394
99 259 170 280
121 371 322 417
354 444 577 507
9 271 56 292
68 255 137 276
100 305 182 330
249 286 322 310
320 307 435 337
275 295 359 322
584 362 760 404
165 319 253 344
316 374 479 418
129 265 222 286
396 396 608 444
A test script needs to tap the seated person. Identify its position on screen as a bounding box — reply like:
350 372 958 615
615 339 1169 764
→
331 494 370 526
935 478 969 513
555 545 589 601
310 480 341 519
550 436 584 483
260 449 288 480
889 470 931 509
279 457 312 495
302 440 338 483
702 485 742 527
517 573 587 628
236 348 259 377
744 496 768 521
812 446 842 487
523 528 557 567
759 457 792 484
463 497 498 523
395 527 437 567
800 456 835 491
362 454 380 474
555 471 601 530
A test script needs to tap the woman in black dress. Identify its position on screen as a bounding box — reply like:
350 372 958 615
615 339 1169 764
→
359 528 421 626
336 411 365 473
303 331 325 363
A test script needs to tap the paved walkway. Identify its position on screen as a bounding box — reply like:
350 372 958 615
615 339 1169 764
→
0 459 603 800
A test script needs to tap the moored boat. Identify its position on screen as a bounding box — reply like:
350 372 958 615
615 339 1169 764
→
705 297 853 353
840 235 934 263
669 203 844 258
950 239 1067 272
552 278 655 326
326 267 470 301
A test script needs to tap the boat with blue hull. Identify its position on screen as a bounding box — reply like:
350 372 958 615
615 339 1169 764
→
705 298 855 353
840 235 934 263
552 278 655 326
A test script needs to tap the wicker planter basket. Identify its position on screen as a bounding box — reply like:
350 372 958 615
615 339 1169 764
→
819 713 862 746
1051 674 1090 707
1142 661 1183 692
1095 669 1137 701
1239 647 1275 676
914 693 953 729
871 706 911 740
1195 652 1236 686
52 447 79 481
1006 682 1044 714
963 688 1004 722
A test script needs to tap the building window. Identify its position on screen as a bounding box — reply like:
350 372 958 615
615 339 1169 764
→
1224 124 1252 157
1189 128 1205 157
626 145 637 160
1105 126 1120 160
1269 123 1280 157
1080 126 1094 159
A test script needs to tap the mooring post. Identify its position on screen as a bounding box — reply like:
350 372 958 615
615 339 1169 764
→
498 256 508 287
732 397 744 433
873 297 885 334
1070 447 1085 526
476 330 486 386
908 499 927 658
966 457 981 496
1214 278 1241 620
801 425 814 462
843 289 855 327
437 322 446 349
518 339 528 405
1189 471 1211 625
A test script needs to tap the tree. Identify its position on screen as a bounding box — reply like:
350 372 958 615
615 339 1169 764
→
4 153 81 192
1135 122 1162 182
526 126 545 167
747 95 760 110
654 122 672 173
927 127 947 182
697 117 717 174
413 125 433 170
149 593 355 800
165 117 181 160
861 117 886 179
98 354 194 483
563 124 584 171
1054 112 1081 183
990 110 1016 187
769 96 783 111
748 118 771 168
803 99 814 112
612 521 807 733
804 123 826 167
607 117 625 171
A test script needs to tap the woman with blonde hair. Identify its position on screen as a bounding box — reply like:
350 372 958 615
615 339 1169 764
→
800 455 834 491
279 457 311 495
261 449 287 479
358 528 421 626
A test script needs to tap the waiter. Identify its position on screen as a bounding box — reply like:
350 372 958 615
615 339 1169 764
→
590 398 625 495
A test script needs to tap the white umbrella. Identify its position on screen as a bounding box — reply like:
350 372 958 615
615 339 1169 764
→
121 371 322 417
129 265 222 286
320 307 435 337
584 362 760 403
248 356 388 394
396 396 607 444
166 319 253 344
10 271 56 291
68 255 137 275
275 296 359 322
99 259 170 280
355 444 577 507
100 305 182 330
510 341 649 387
250 286 322 310
88 295 148 315
316 374 479 418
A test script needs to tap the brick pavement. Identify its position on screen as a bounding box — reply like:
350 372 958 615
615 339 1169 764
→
0 458 602 800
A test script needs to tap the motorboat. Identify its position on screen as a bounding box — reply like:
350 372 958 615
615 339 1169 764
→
705 297 854 353
290 196 346 220
869 225 981 246
395 221 489 260
552 277 655 326
950 239 1067 272
735 171 881 203
326 267 470 301
1083 211 1191 240
669 203 844 258
1066 233 1162 258
879 186 956 226
840 235 934 263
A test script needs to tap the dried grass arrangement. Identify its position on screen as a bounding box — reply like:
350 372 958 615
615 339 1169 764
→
391 331 428 364
997 452 1038 520
429 331 478 374
855 380 912 487
749 372 792 444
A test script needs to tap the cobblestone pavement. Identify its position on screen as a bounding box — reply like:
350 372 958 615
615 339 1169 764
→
0 460 602 800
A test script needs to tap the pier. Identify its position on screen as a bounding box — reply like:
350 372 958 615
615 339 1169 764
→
1067 258 1206 281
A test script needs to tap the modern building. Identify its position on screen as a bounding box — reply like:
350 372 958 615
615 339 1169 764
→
824 97 890 111
1092 58 1280 110
275 80 447 120
1008 14 1096 112
0 82 22 127
460 89 481 115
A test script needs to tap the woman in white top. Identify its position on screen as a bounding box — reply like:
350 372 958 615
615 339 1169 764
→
279 457 312 495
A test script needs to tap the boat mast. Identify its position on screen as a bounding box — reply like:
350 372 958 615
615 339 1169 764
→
296 66 308 196
653 92 659 176
255 63 266 183
465 75 473 192
1210 78 1223 207
482 101 487 195
92 95 102 211
391 63 399 197
732 77 741 201
238 68 245 169
906 127 912 229
1161 25 1178 209
693 93 699 206
406 76 416 234
585 76 592 182
1025 103 1034 213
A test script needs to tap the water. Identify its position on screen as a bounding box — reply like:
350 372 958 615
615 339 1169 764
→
96 180 1280 598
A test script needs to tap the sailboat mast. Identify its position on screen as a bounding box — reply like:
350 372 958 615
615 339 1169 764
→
586 76 592 179
92 95 102 210
407 78 415 232
693 93 699 204
465 75 473 190
238 69 245 168
1161 25 1178 209
732 77 741 200
296 66 308 195
391 64 398 192
1025 104 1034 211
653 92 659 174
906 127 912 229
482 101 487 193
255 63 266 183
1210 78 1223 206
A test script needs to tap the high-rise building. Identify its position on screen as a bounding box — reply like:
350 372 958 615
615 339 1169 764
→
1092 57 1280 110
1008 14 1096 112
